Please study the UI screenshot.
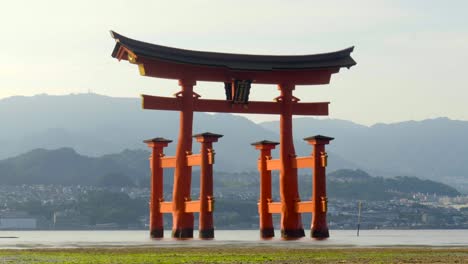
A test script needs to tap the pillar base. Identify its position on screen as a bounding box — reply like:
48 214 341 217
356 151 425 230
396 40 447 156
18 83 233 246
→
281 228 305 239
311 228 329 239
172 228 193 239
150 228 164 239
260 228 275 239
199 228 214 239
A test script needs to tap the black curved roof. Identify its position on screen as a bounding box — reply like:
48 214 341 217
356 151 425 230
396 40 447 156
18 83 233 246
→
110 31 356 71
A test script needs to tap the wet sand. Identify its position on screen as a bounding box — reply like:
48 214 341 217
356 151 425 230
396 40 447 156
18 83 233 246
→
1 230 467 249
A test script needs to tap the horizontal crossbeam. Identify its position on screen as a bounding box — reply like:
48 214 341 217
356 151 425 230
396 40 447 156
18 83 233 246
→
264 201 316 213
187 154 201 167
159 201 172 213
262 156 315 171
296 201 315 213
294 157 315 169
184 200 201 213
161 157 176 168
158 200 214 213
142 95 329 116
267 202 282 213
160 154 210 168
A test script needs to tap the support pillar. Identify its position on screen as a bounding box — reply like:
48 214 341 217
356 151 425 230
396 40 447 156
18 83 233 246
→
304 135 334 239
194 132 223 239
144 137 172 239
172 79 196 239
277 83 305 239
251 140 279 239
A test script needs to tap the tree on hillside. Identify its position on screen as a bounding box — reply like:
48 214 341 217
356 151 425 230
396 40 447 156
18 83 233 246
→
77 190 146 226
96 172 135 187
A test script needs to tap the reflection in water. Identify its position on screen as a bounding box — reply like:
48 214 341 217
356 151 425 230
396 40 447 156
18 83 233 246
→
0 230 467 249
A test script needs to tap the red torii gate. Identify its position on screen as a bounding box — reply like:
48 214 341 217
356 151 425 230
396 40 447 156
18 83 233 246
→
110 31 356 240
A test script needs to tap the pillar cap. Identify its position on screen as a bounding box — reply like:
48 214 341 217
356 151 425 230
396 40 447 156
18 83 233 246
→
143 137 173 144
304 135 334 144
193 132 223 143
251 140 280 146
303 135 334 141
192 132 224 138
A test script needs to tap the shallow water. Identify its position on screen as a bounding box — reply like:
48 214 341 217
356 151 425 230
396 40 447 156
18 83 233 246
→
0 229 466 249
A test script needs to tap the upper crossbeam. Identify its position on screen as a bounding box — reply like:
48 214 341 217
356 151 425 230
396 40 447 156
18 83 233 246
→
141 94 329 116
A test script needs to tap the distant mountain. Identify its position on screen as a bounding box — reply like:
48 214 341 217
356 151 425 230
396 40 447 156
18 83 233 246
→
0 94 467 193
326 169 460 199
0 148 149 186
0 93 179 157
0 93 354 172
0 149 460 199
261 117 468 193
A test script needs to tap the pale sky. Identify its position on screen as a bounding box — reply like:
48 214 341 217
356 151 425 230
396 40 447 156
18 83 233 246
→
1 0 467 125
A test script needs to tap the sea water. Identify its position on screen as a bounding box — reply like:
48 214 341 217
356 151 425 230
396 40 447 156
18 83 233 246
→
0 230 466 249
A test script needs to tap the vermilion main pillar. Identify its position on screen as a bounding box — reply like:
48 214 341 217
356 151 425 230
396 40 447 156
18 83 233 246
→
278 83 305 239
172 79 196 238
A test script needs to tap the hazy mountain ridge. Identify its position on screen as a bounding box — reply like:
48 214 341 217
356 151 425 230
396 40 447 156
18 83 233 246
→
0 93 354 172
326 169 460 199
260 117 468 192
1 93 467 192
0 147 148 185
0 148 460 199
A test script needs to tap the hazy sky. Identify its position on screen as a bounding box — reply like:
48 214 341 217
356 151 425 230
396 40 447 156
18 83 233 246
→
1 0 467 125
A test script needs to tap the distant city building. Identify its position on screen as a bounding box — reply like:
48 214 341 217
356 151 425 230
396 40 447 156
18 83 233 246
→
0 211 37 229
53 210 90 229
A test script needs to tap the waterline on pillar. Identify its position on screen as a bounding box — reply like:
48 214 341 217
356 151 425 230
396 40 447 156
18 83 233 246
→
311 229 330 239
260 228 275 239
172 228 194 239
281 228 305 240
150 229 164 239
199 228 214 239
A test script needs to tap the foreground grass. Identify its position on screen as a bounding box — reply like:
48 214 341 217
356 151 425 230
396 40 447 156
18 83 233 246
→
0 247 467 263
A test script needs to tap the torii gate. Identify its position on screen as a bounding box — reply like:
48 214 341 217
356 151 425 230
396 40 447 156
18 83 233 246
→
110 31 356 240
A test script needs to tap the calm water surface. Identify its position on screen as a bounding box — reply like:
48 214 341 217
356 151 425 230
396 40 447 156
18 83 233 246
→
0 230 466 249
